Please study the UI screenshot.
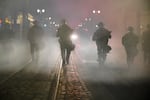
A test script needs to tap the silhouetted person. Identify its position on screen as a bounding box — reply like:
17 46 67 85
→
92 22 111 64
56 19 74 65
27 20 44 62
142 24 150 65
122 26 139 67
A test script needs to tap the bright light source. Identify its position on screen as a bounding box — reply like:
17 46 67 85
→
96 25 98 27
97 10 101 14
44 24 47 27
53 21 55 24
92 10 96 14
37 9 40 13
49 17 52 20
71 33 78 41
42 9 45 13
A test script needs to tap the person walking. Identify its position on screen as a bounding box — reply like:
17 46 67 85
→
56 19 75 65
92 22 112 64
27 20 44 63
122 26 139 67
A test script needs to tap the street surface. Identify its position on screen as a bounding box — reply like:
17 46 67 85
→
0 36 150 100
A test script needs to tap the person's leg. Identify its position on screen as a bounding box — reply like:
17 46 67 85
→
36 45 40 64
66 49 71 64
30 44 35 61
127 50 134 67
96 42 101 61
60 45 65 65
126 49 131 67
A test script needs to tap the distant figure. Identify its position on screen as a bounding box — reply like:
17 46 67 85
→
142 24 150 65
27 20 44 62
92 22 112 64
122 26 139 67
56 19 75 65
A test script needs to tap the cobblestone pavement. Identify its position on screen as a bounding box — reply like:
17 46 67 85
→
0 54 93 100
0 62 54 100
56 60 93 100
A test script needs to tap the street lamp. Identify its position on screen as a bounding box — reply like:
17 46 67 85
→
48 17 52 20
92 10 96 14
36 9 46 14
97 10 101 14
92 10 101 14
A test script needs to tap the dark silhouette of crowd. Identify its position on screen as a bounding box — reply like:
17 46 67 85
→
25 19 150 67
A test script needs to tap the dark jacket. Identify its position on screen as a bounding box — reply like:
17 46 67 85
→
92 27 111 45
56 24 74 50
28 25 44 44
122 32 139 48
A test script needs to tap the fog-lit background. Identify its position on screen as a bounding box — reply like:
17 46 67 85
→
0 0 150 82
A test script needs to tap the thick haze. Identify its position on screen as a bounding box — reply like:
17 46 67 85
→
0 0 149 82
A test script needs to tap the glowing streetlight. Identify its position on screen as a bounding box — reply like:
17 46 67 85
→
42 9 45 13
36 9 46 13
92 10 101 14
97 10 101 14
52 21 55 24
92 10 96 14
37 9 40 13
48 17 52 20
43 24 47 27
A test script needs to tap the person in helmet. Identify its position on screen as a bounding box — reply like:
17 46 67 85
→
122 26 139 67
92 22 112 64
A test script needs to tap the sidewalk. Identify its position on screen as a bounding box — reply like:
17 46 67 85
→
56 57 93 100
